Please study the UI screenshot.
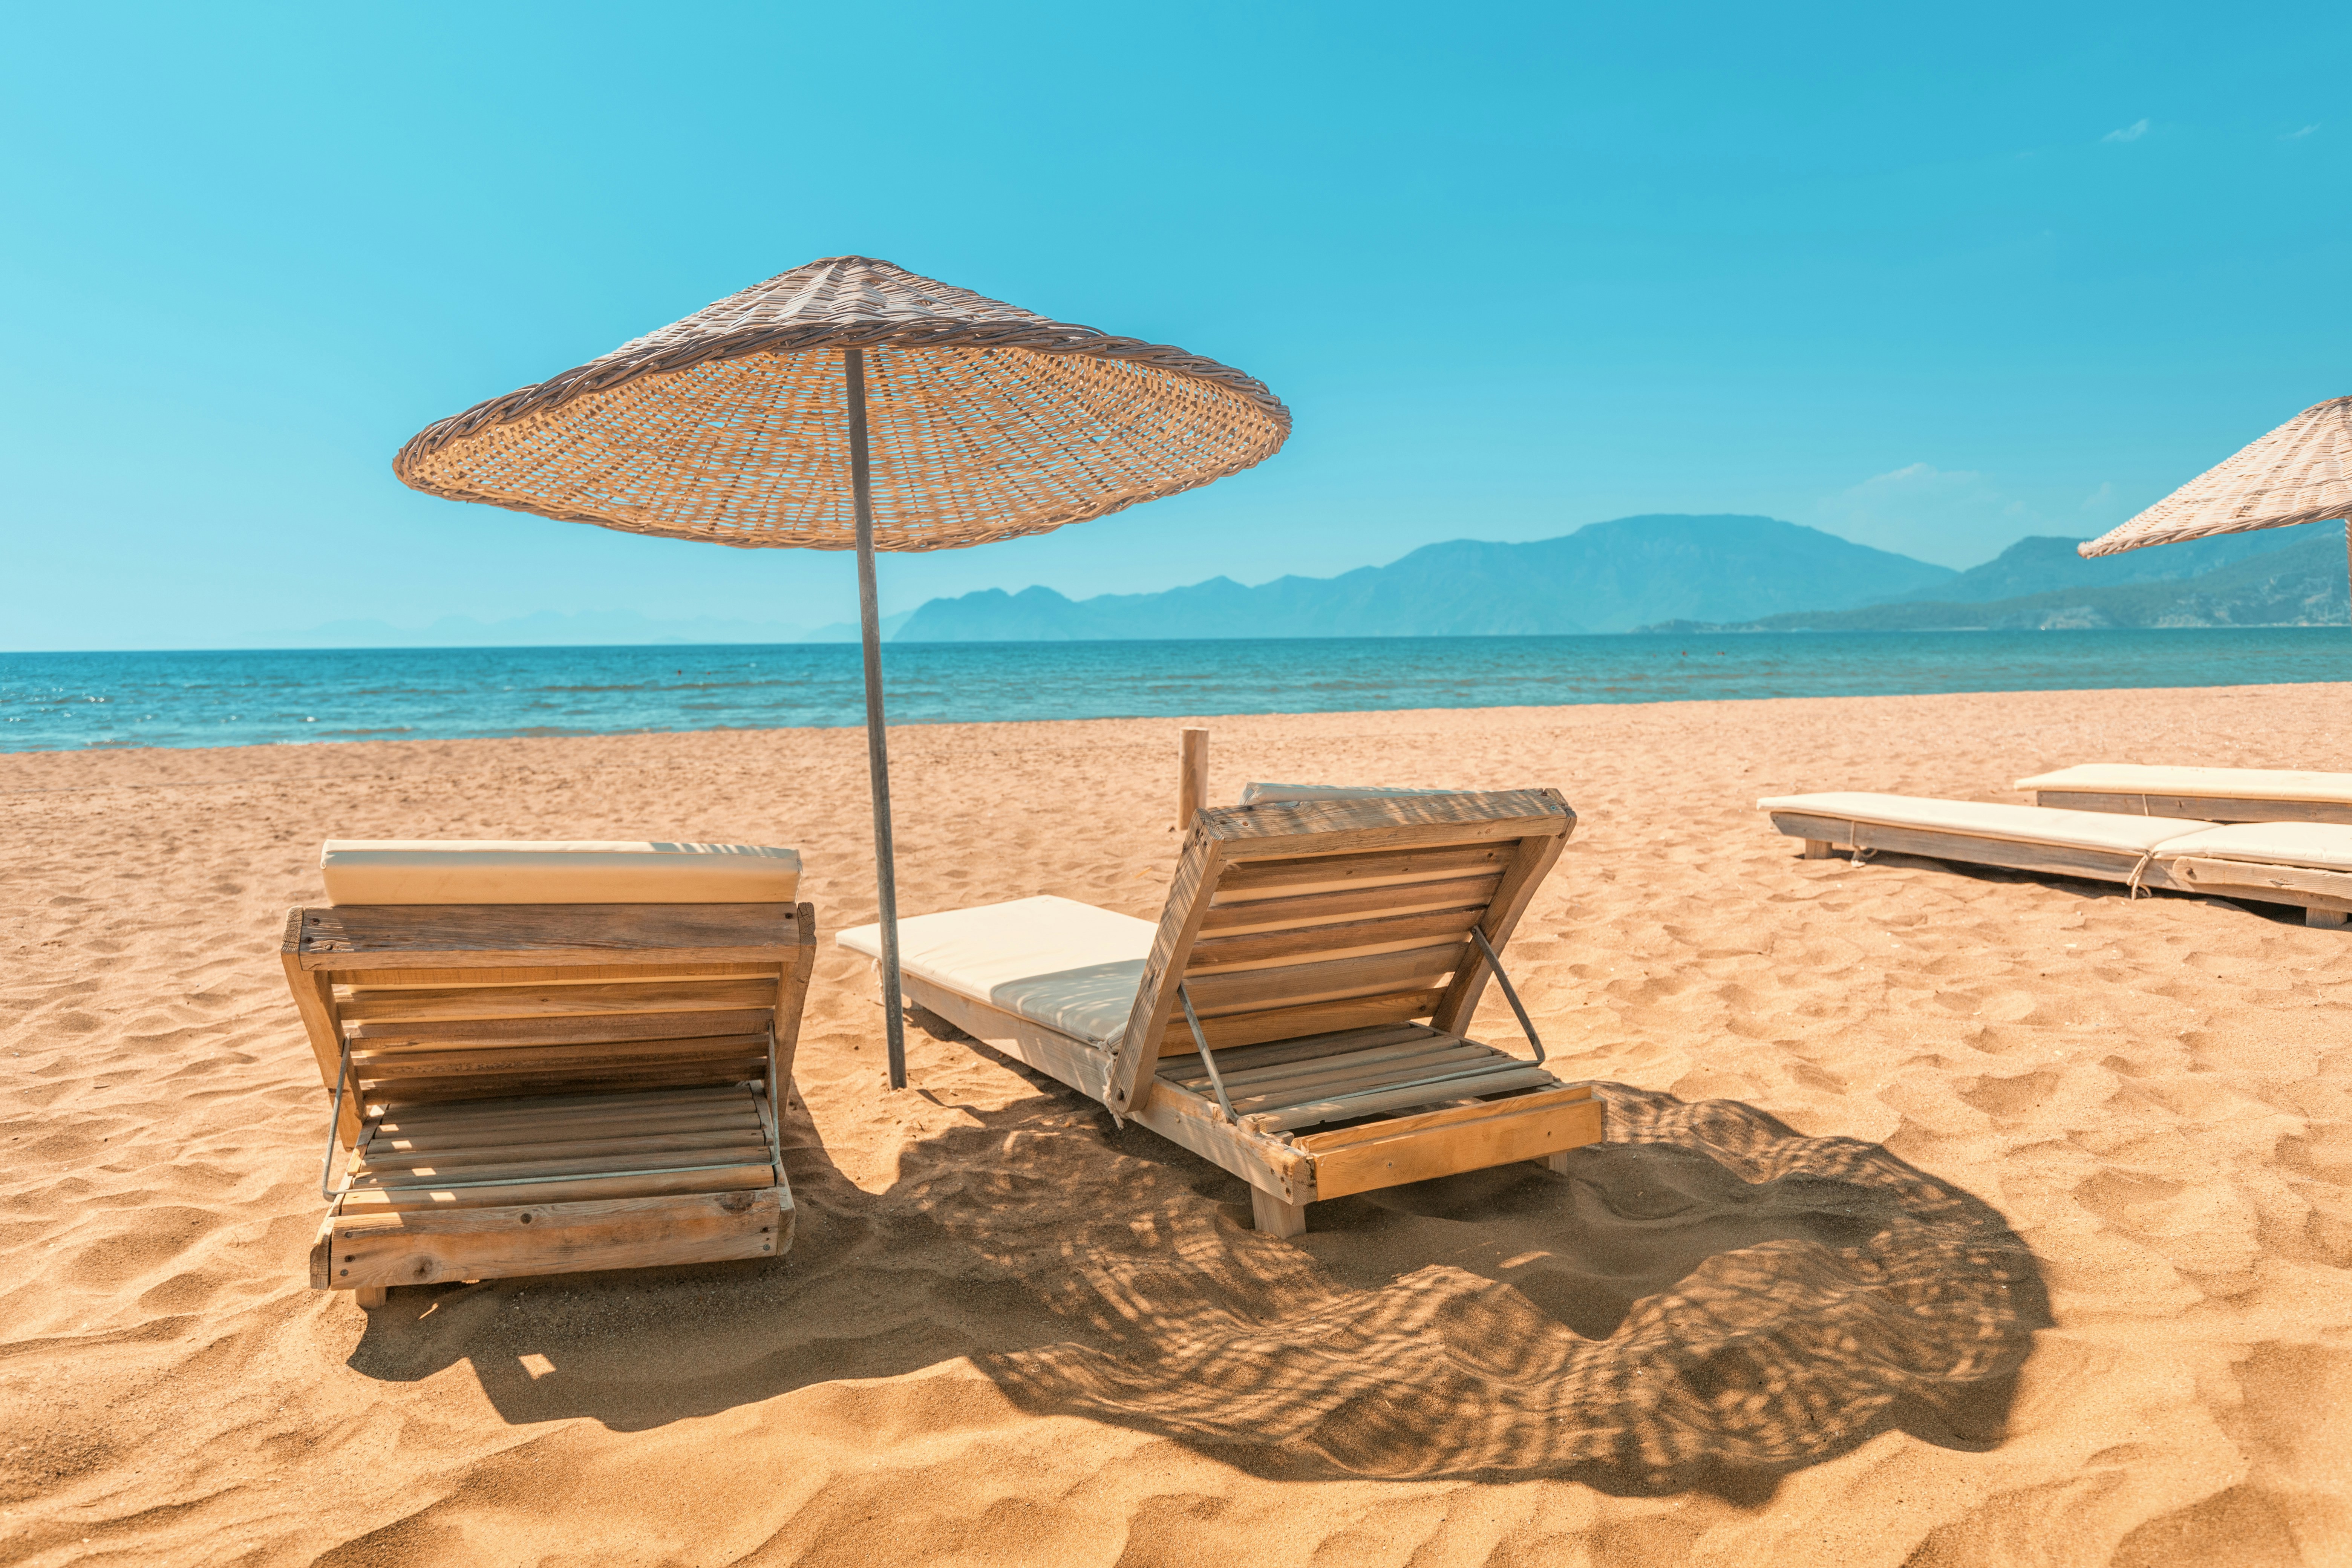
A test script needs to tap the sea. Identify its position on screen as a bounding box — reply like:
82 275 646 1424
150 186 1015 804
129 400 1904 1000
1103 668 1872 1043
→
3 629 2347 753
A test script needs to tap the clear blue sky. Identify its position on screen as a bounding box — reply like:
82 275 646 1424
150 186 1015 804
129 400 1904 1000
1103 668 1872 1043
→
4 2 2346 649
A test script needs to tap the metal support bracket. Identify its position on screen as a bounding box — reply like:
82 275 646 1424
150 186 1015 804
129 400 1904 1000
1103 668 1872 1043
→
1178 982 1238 1121
1470 925 1547 1065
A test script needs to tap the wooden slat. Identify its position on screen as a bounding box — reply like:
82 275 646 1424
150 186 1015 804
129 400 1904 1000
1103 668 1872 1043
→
332 1162 775 1212
2035 790 2352 826
331 962 783 989
361 1063 769 1106
1247 1064 1560 1133
360 1129 765 1168
1196 874 1502 936
371 1115 767 1156
375 1083 752 1124
1304 1089 1603 1198
1213 842 1516 898
351 1143 773 1187
346 1008 773 1044
296 903 807 972
1152 989 1447 1055
355 1034 770 1078
1188 908 1484 971
338 977 779 1023
1297 1083 1594 1152
1216 1043 1504 1106
1158 1025 1437 1086
314 1187 789 1291
1163 1034 1487 1096
1182 942 1464 1016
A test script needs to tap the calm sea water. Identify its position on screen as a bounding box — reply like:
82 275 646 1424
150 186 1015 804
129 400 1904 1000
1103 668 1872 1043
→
3 629 2346 753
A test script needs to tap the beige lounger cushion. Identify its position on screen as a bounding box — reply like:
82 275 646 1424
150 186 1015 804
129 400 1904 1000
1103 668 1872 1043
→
1756 792 2211 854
2017 764 2352 806
320 840 801 905
838 895 1155 1046
2154 821 2352 872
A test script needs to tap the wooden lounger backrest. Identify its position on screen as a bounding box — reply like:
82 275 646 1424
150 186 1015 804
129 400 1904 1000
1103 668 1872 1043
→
282 902 816 1148
1101 789 1574 1116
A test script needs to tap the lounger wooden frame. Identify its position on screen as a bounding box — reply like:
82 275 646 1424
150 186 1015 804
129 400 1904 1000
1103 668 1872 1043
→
1769 810 2352 927
904 790 1602 1236
2024 787 2352 826
284 902 816 1302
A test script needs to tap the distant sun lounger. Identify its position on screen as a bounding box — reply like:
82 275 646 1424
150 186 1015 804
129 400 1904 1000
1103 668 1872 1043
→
839 789 1602 1237
1758 792 2352 928
283 839 813 1307
2015 764 2352 825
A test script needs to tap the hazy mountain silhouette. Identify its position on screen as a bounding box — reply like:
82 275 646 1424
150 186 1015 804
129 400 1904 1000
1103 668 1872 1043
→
896 516 1958 640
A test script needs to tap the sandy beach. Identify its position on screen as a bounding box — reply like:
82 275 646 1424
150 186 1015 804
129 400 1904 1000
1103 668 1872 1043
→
5 681 2349 1566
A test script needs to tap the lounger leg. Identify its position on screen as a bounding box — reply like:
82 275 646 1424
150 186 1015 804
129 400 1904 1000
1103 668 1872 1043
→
1250 1187 1308 1238
1542 1151 1573 1174
2308 908 2349 929
354 1286 389 1309
1802 839 1834 860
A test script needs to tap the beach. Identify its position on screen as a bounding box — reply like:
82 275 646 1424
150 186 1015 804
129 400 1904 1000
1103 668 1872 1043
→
5 680 2349 1565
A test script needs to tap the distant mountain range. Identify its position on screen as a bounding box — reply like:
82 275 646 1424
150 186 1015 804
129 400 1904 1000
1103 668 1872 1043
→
1647 524 2344 632
897 516 1957 640
898 514 2343 641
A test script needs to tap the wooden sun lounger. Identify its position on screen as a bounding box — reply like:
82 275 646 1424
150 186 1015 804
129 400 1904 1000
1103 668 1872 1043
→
2016 765 2352 825
284 897 814 1304
1760 791 2352 928
840 790 1602 1237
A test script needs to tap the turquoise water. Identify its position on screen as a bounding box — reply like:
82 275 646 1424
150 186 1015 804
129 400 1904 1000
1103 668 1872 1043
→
3 629 2346 752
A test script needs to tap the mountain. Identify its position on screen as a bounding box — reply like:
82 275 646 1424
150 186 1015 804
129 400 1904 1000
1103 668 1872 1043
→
1875 524 2324 606
258 608 913 648
1650 524 2348 632
895 515 1959 641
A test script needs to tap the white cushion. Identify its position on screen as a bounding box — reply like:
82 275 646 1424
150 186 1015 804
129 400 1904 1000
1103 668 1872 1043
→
1238 782 1450 805
2154 821 2352 872
1757 792 2211 854
837 895 1155 1046
2016 764 2352 806
320 840 801 905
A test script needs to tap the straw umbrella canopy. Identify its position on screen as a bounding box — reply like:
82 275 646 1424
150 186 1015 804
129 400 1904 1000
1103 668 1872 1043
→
395 255 1290 1086
2078 395 2352 611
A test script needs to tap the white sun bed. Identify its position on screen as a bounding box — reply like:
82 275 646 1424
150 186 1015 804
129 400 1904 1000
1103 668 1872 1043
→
2015 765 2352 825
1758 792 2352 927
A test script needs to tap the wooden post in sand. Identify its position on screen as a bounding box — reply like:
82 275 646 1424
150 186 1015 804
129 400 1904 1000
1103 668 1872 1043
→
1179 727 1209 830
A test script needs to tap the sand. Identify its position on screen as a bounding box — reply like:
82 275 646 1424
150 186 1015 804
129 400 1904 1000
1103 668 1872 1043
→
4 681 2350 1566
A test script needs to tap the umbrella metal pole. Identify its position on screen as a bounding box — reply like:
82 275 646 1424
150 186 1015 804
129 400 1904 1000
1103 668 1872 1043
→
845 348 907 1090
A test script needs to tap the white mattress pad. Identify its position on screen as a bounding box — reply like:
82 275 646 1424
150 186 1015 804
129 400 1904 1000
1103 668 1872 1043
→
1757 792 2211 854
2015 764 2352 806
838 895 1155 1046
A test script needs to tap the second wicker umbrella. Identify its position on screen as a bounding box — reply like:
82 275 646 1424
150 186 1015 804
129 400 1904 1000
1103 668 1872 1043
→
395 256 1291 1087
2078 394 2352 611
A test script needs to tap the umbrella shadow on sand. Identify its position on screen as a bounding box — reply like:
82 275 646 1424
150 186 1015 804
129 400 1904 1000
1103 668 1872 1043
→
341 1023 2049 1502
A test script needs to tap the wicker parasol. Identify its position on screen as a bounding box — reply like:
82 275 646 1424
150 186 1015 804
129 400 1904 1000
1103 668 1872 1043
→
397 255 1290 1086
2078 395 2352 610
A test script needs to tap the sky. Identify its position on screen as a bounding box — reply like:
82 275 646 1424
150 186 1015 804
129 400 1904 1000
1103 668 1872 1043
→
3 2 2347 649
